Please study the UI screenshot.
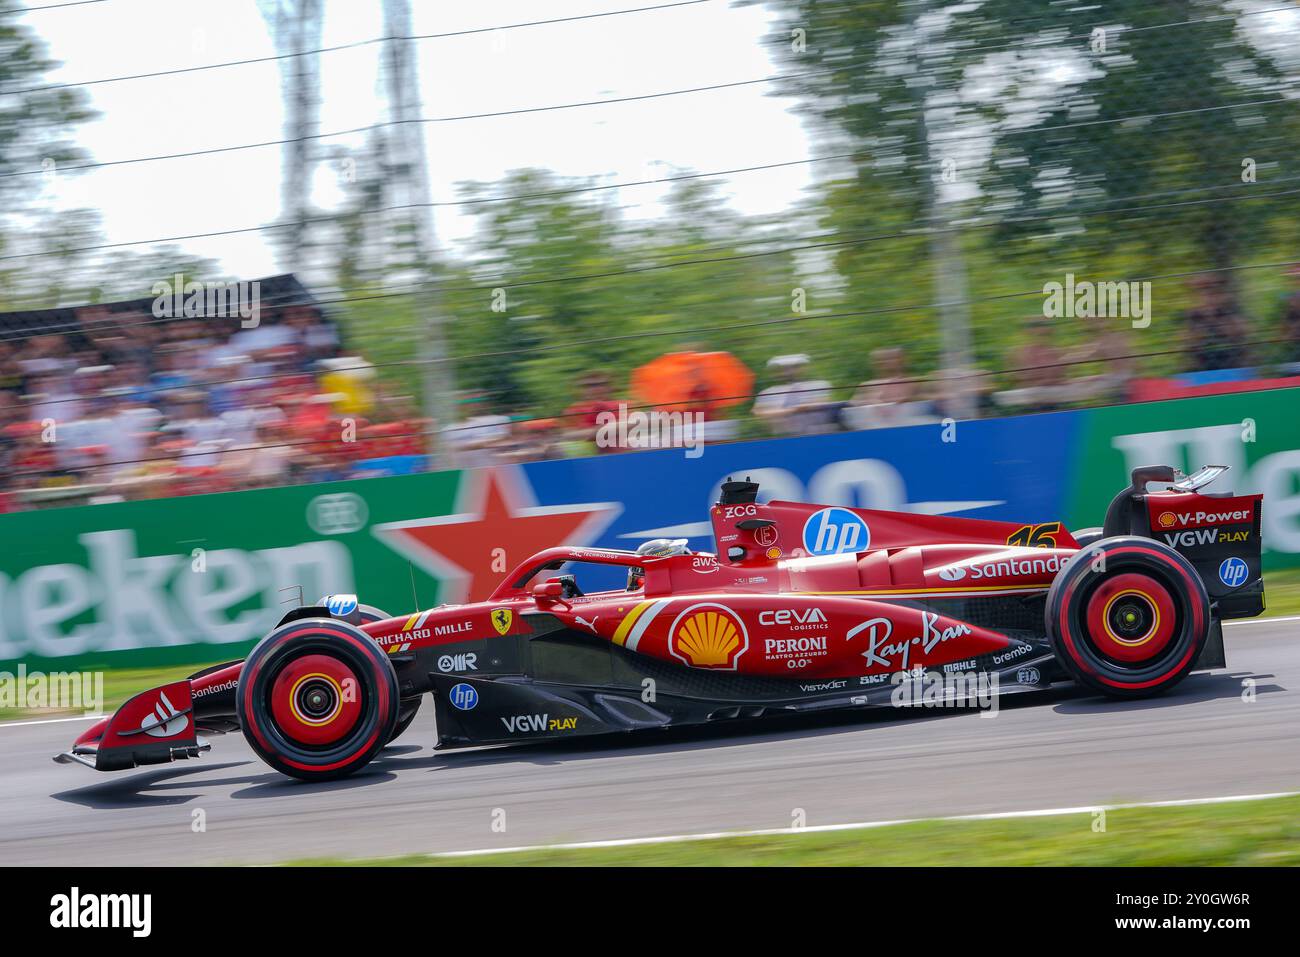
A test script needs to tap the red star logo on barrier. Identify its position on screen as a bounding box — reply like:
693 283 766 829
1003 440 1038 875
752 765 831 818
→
373 467 622 603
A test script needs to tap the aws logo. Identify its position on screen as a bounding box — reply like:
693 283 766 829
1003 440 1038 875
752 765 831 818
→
669 603 749 670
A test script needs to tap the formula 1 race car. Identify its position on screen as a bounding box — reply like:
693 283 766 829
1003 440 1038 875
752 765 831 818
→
57 464 1265 781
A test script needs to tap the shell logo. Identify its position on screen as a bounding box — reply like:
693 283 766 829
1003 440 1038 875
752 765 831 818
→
1157 511 1177 528
668 603 749 670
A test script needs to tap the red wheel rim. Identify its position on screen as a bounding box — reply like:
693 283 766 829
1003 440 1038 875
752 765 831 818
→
1084 572 1177 664
269 653 364 747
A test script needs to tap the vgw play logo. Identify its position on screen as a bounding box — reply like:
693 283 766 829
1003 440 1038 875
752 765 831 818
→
802 507 871 556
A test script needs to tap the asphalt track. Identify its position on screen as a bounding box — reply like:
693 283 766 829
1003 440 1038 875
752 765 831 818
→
2 617 1297 865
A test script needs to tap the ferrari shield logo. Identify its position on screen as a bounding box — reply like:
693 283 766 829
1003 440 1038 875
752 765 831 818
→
490 608 513 636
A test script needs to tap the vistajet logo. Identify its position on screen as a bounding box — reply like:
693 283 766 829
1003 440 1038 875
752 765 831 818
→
50 887 151 937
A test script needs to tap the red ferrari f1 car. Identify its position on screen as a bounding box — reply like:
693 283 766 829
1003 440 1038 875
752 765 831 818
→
57 464 1265 780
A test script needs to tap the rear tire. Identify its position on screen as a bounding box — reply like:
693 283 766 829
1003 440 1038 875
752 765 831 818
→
238 618 399 781
1047 536 1209 699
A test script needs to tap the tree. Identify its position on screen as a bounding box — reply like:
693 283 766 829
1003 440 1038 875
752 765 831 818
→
0 9 96 211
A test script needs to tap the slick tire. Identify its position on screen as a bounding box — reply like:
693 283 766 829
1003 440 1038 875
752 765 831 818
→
238 618 399 781
356 604 391 626
1046 536 1209 699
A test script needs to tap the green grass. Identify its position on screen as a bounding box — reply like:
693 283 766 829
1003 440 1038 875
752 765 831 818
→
290 795 1300 866
1261 567 1300 617
3 569 1297 723
0 659 230 722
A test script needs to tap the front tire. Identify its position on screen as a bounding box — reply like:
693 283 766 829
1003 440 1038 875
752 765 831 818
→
1047 536 1209 699
238 618 399 781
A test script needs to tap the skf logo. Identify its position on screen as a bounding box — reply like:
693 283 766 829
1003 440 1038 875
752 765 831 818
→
490 608 513 635
669 603 749 669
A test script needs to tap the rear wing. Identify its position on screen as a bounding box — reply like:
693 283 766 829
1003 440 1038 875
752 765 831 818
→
1105 465 1264 620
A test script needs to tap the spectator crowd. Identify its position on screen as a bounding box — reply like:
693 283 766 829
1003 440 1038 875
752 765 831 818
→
2 268 1298 512
0 276 429 512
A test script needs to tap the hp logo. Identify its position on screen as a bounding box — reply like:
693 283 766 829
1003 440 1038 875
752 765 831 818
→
1218 557 1249 588
325 594 358 618
449 683 479 711
802 507 871 556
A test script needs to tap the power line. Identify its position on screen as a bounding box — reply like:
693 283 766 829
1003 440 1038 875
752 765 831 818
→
9 254 1299 403
0 63 849 179
2 1 717 96
7 176 1294 341
6 332 1295 480
3 0 112 13
2 90 1292 266
937 3 1300 61
3 179 1296 349
9 1 1295 98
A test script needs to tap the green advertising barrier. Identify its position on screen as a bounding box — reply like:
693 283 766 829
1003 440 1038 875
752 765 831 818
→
0 471 459 671
1068 387 1300 571
2 387 1297 672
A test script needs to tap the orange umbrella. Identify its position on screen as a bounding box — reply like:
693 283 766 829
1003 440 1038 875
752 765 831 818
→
631 351 754 411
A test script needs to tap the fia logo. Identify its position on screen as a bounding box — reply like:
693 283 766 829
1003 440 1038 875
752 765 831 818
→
802 507 870 556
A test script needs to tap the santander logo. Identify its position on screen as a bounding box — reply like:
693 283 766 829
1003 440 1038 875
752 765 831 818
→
938 566 967 582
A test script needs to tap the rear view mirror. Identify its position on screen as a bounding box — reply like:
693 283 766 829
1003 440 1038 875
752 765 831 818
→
532 581 565 601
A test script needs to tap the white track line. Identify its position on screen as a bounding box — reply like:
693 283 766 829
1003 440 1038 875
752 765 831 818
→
1225 614 1300 626
426 791 1300 859
0 714 104 729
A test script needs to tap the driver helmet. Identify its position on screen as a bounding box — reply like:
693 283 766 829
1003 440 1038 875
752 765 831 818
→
627 538 691 590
